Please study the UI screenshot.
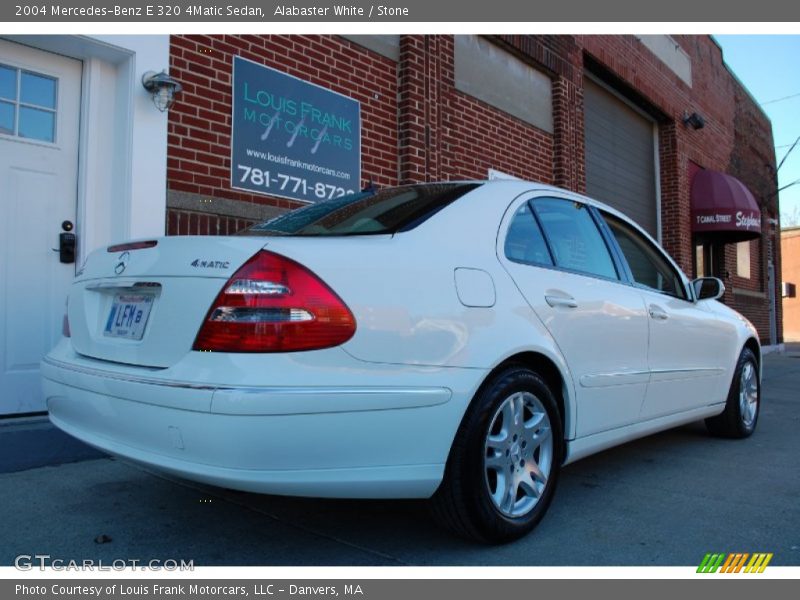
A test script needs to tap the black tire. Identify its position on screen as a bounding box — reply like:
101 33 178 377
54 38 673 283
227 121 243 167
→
430 366 563 543
705 347 760 438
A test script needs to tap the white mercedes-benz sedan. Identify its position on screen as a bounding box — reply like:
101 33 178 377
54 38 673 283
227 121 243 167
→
42 180 761 542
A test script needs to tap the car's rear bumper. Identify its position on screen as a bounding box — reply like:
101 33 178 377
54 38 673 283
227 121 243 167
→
41 343 483 499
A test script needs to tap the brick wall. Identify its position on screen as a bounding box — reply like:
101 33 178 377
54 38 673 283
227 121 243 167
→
166 33 781 342
167 34 399 231
573 35 781 342
782 228 800 341
166 33 558 232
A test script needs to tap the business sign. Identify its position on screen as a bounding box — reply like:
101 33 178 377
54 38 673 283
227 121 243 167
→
690 169 762 241
231 56 361 203
693 210 761 232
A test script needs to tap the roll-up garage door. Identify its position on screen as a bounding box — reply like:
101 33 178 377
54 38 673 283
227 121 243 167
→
584 77 658 237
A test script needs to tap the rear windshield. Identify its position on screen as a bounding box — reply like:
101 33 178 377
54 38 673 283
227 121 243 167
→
242 183 480 237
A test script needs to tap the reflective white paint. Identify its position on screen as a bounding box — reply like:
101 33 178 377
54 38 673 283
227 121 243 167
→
42 180 760 498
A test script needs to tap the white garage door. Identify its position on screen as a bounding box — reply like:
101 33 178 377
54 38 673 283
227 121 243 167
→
584 77 658 237
0 40 81 414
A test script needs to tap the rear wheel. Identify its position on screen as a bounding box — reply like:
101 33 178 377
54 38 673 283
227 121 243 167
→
705 347 760 438
431 366 563 543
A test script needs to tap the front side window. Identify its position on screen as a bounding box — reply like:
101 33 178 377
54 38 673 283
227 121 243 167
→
602 213 687 299
532 198 618 280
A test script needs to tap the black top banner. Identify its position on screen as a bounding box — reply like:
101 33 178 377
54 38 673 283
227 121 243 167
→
4 0 800 22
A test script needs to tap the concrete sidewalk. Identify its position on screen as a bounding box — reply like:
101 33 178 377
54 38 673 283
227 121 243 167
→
0 415 104 474
1 348 798 566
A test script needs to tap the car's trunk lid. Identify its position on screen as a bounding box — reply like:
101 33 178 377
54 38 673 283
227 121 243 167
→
68 236 267 368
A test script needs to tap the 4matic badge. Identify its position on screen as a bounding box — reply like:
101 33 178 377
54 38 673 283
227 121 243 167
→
190 259 230 269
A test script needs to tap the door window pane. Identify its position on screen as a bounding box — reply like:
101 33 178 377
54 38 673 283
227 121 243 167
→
603 213 687 299
695 244 705 278
0 66 57 143
504 202 553 266
0 65 15 100
736 241 751 279
19 106 54 142
533 198 618 279
20 72 56 108
0 101 14 135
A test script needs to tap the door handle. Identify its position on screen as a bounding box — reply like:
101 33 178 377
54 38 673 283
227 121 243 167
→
52 221 76 264
648 305 669 320
545 294 578 309
56 232 76 264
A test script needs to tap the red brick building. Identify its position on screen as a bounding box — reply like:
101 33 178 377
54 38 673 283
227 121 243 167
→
781 226 800 341
165 34 783 344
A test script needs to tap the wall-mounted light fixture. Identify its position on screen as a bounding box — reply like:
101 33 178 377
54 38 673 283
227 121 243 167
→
683 111 705 130
141 70 182 112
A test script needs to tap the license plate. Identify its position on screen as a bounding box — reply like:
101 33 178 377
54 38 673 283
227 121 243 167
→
104 293 155 340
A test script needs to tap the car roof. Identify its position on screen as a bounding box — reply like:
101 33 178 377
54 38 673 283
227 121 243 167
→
428 179 640 229
449 179 690 289
421 179 671 264
473 179 624 213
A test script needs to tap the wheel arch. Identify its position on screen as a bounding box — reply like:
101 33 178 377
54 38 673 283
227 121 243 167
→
743 337 761 366
479 350 574 444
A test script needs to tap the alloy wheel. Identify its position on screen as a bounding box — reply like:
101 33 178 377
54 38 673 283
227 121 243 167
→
739 360 759 428
484 391 553 518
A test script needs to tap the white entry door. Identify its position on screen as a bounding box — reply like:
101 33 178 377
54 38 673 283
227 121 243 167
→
0 40 81 414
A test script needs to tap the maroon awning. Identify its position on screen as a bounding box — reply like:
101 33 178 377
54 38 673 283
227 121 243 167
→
691 170 761 241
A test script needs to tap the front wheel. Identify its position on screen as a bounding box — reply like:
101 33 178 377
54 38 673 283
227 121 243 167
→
705 347 760 438
430 367 563 543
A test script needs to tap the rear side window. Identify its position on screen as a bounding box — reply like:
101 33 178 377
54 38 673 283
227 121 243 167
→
602 213 687 299
504 203 553 266
243 183 480 237
533 198 618 280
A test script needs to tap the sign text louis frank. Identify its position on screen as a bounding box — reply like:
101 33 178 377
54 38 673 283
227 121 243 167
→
231 56 361 203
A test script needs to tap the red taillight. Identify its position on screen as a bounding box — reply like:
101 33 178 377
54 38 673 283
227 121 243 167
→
107 241 158 252
193 250 356 353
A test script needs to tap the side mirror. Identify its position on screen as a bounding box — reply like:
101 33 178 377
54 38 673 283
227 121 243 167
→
693 277 725 301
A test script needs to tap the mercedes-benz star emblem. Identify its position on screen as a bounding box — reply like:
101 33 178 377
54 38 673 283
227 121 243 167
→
114 251 130 275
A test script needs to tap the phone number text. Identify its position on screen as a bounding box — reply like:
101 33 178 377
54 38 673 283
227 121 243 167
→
237 165 355 201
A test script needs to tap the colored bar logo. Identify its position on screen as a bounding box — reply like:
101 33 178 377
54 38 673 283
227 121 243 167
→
697 552 773 573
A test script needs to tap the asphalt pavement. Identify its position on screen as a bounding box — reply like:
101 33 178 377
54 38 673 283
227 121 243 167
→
1 347 798 566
